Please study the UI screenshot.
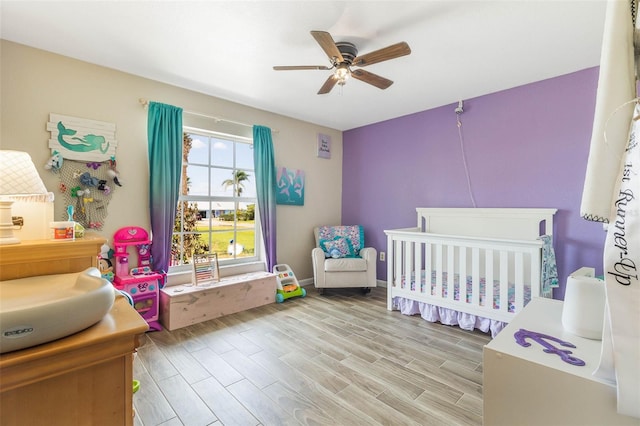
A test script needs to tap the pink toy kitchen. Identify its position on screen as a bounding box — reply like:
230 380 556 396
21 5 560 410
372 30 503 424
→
112 226 164 331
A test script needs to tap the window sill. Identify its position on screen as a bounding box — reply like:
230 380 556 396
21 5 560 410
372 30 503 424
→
164 261 267 287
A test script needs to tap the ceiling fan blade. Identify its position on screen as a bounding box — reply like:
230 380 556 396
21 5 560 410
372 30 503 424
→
351 69 393 90
317 75 338 94
352 42 411 67
311 30 344 63
273 65 332 71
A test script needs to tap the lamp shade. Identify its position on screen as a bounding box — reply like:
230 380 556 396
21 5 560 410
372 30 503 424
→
0 151 52 245
0 151 48 195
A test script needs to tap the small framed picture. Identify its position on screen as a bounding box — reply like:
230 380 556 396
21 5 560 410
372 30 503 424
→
317 133 331 159
192 253 220 286
276 167 305 206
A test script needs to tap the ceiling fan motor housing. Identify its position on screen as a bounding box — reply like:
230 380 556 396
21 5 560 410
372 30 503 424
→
336 42 358 64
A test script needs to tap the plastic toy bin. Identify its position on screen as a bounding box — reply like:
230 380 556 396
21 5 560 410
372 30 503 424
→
50 221 75 240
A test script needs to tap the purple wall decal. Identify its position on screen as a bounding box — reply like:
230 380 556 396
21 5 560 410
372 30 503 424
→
342 67 605 299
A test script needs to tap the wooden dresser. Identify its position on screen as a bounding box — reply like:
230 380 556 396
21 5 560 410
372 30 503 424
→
0 237 149 425
0 235 104 280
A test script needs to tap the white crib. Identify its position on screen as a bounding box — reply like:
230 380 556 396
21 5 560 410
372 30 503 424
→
385 208 557 336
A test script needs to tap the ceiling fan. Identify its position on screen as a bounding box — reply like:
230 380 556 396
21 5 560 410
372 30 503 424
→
273 31 411 94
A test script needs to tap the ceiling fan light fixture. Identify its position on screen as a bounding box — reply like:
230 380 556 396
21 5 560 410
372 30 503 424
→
334 64 350 83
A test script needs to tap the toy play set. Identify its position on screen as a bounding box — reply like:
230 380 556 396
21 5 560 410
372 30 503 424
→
112 226 164 331
273 264 306 303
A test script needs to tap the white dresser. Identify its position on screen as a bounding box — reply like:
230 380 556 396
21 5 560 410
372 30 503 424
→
483 297 639 426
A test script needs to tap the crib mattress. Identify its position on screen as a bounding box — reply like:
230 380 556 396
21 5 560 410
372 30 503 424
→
399 270 531 313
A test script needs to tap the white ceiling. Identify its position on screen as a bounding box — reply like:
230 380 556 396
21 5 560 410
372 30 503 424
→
1 1 607 131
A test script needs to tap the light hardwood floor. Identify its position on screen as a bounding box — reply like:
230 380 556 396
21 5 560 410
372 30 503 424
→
133 286 491 426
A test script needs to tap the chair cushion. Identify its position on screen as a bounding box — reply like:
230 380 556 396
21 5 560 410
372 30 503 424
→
324 257 367 272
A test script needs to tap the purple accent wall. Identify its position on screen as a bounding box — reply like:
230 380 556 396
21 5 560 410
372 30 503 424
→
342 67 605 299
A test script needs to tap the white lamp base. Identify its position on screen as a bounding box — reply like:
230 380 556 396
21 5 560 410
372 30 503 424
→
0 200 20 245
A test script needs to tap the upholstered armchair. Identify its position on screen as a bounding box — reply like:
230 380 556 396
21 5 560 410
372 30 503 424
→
311 225 377 294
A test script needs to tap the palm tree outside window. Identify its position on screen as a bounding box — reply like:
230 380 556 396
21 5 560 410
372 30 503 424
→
222 170 251 197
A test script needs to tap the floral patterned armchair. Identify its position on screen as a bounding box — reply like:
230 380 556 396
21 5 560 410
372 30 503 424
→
311 225 377 294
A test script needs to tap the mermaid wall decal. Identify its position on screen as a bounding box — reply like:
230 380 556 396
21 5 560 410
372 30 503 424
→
56 121 109 154
47 113 117 162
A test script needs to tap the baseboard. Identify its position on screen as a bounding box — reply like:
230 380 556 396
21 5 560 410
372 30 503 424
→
301 278 387 288
299 277 314 287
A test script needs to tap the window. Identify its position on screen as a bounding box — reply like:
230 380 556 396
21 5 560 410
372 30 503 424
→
171 128 258 269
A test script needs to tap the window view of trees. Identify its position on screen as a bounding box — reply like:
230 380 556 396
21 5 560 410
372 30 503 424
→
171 131 257 268
222 170 250 197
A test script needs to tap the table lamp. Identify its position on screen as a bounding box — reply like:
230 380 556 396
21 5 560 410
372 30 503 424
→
0 150 51 245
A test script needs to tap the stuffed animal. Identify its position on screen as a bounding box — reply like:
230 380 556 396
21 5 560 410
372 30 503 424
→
44 151 63 172
99 258 114 282
107 158 123 186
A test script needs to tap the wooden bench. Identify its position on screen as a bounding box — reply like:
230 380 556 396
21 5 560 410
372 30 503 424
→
159 272 277 331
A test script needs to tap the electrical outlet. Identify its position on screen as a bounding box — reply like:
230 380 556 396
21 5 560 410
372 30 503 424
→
379 251 385 261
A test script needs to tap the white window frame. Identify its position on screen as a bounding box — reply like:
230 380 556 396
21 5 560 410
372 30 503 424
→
169 126 261 275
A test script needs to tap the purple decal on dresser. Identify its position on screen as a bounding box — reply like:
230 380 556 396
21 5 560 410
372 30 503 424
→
514 328 586 366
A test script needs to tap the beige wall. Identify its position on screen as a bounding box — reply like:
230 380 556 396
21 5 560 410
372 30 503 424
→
0 40 342 281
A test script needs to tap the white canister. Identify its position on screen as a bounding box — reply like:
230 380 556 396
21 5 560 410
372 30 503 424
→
561 268 606 340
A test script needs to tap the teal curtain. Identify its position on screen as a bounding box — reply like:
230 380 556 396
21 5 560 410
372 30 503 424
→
253 125 277 271
148 102 183 274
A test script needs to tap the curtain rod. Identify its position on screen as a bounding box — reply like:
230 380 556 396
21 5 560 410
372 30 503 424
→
138 98 278 133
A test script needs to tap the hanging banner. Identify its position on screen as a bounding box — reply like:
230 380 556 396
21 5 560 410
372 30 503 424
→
595 103 640 419
580 0 635 222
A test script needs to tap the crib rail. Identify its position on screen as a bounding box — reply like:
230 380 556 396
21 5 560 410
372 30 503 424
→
385 228 543 324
